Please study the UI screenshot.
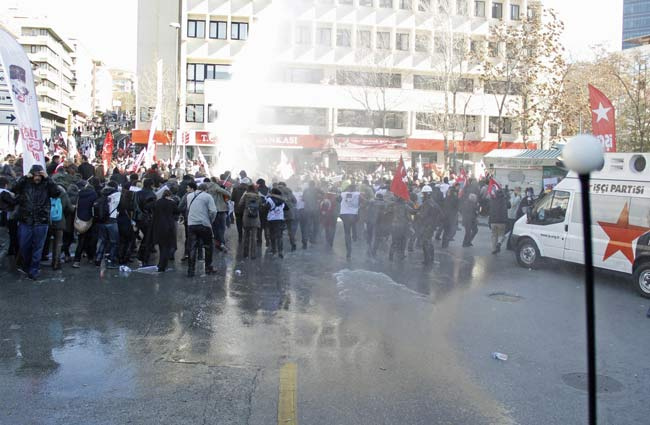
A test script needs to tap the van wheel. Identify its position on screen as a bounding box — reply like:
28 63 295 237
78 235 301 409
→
633 262 650 299
516 239 540 269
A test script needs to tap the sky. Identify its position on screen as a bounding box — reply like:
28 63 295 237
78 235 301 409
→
8 0 625 71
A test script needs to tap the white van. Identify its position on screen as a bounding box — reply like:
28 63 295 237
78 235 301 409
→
510 153 650 298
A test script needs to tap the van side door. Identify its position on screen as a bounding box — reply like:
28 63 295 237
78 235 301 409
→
528 190 571 260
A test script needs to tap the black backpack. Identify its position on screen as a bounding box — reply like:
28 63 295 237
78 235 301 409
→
92 196 110 223
247 197 260 218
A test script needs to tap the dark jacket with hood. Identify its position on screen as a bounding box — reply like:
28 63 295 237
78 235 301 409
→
76 185 98 221
14 175 60 225
488 190 510 225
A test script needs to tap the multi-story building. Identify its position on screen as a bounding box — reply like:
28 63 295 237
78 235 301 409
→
623 0 650 49
137 0 535 172
69 38 94 130
92 60 113 115
0 9 75 141
110 69 136 114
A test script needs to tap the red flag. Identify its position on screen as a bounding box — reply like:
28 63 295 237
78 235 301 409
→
588 84 616 152
390 155 410 201
487 178 501 197
102 130 114 175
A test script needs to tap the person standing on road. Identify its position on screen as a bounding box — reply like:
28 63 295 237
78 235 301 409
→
207 176 231 253
265 188 286 258
461 193 479 247
416 185 443 264
238 184 263 259
365 192 386 255
388 197 413 261
339 184 361 260
186 183 217 277
278 182 298 252
13 164 60 279
488 188 510 255
230 175 249 243
135 179 157 266
302 181 322 245
94 181 121 268
320 187 340 250
441 186 460 248
152 190 180 272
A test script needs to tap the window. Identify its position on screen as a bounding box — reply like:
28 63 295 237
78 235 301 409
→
415 113 478 131
357 30 371 48
492 2 503 19
485 80 520 95
456 78 474 92
337 29 351 47
396 33 409 51
510 4 520 20
377 31 390 49
414 75 444 90
139 107 155 122
380 0 393 8
296 26 311 45
419 0 430 12
456 0 468 15
205 64 232 80
470 39 481 53
474 1 485 17
488 41 499 57
550 124 558 138
187 63 204 94
360 0 373 6
259 106 327 126
399 0 412 9
187 20 205 38
231 22 249 40
415 33 431 52
339 0 353 4
209 21 227 39
489 116 512 134
337 110 404 129
317 28 332 46
207 104 218 123
337 71 401 88
186 104 205 123
530 191 570 225
285 68 324 83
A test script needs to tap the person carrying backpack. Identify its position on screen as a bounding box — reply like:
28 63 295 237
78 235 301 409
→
238 184 264 259
41 185 72 270
72 182 98 268
265 188 286 258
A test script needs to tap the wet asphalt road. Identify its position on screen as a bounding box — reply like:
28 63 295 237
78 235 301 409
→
0 222 648 425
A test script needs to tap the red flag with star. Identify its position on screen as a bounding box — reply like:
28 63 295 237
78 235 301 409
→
390 155 410 201
598 203 650 264
588 84 616 152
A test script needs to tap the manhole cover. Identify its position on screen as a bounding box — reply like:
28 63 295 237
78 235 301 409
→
488 292 524 303
561 373 624 393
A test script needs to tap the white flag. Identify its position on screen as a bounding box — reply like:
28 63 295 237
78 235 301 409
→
0 29 46 175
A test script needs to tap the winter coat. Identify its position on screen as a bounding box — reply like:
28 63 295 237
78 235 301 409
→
13 175 60 225
488 192 510 225
416 197 443 233
442 191 460 224
508 193 522 220
78 162 95 180
389 201 413 234
266 195 286 221
303 187 321 212
152 197 179 248
135 188 157 224
461 196 479 227
231 183 248 216
52 172 80 190
206 182 231 212
366 199 386 226
279 187 297 221
238 192 263 228
319 193 340 226
50 185 74 231
76 187 98 221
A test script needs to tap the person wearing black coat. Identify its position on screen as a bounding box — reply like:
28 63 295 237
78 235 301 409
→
416 186 443 264
441 186 460 248
461 193 480 247
231 179 249 243
136 178 157 266
78 156 95 180
152 190 180 272
72 182 98 267
488 189 510 254
13 164 60 279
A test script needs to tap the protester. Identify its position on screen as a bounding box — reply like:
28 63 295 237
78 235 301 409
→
461 193 479 248
13 164 60 279
265 187 286 258
185 183 217 277
489 188 510 255
238 184 263 259
152 190 180 272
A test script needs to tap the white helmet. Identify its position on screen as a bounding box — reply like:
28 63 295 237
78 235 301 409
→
421 185 433 193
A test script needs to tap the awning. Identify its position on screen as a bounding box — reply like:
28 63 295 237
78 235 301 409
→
407 139 536 153
335 148 408 163
131 130 173 145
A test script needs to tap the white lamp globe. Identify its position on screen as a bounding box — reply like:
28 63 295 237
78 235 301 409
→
562 135 605 174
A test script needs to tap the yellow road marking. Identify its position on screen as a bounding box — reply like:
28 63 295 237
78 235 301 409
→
278 362 298 425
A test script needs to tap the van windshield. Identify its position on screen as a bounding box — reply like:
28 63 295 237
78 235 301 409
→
530 190 570 225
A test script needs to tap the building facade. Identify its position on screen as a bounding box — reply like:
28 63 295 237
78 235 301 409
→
137 0 536 172
110 68 136 114
623 0 650 49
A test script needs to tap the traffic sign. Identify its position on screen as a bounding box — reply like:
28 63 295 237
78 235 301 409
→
0 90 11 106
0 110 17 125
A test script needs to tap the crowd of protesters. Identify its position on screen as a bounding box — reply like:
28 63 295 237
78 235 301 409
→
0 151 541 280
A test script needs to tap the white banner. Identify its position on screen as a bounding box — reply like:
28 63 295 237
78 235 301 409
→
0 29 46 175
145 59 163 167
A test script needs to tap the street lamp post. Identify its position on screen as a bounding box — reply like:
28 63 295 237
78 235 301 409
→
562 135 605 425
169 22 181 170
